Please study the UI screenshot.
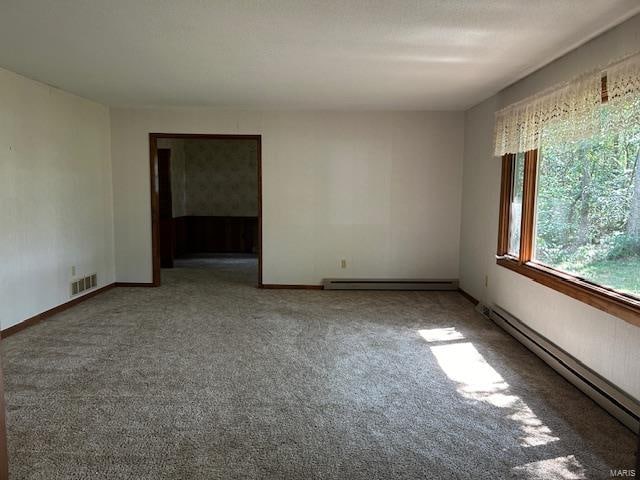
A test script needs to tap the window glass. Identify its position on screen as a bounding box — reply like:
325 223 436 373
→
509 153 525 256
534 98 640 298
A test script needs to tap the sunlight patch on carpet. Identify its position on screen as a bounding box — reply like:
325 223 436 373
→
423 334 561 449
512 455 586 479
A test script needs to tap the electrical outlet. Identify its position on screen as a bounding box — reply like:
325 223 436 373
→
71 266 76 277
485 275 489 288
340 259 347 269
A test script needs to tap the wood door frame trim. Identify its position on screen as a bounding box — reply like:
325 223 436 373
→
149 133 263 287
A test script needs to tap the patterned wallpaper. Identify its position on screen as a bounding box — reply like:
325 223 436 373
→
157 138 187 217
160 138 258 218
183 139 258 217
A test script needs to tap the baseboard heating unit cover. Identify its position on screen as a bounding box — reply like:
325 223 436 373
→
490 305 640 433
322 278 459 291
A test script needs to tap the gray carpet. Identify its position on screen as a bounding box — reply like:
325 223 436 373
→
2 255 636 479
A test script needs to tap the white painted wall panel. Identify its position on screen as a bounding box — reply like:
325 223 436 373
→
110 109 464 285
0 68 115 330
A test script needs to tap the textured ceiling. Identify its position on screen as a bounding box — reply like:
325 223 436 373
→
1 1 639 110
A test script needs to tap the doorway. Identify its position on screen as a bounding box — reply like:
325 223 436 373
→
149 133 262 287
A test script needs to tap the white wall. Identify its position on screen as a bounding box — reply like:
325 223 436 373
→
460 14 640 398
110 109 464 285
0 68 114 330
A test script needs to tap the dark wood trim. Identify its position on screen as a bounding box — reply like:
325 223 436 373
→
0 346 7 480
257 136 263 288
150 135 160 286
115 282 155 288
261 284 323 290
497 258 640 327
151 133 263 140
497 151 538 261
177 216 258 254
458 288 479 306
157 148 174 269
497 154 515 256
149 133 263 288
519 150 538 263
1 284 116 338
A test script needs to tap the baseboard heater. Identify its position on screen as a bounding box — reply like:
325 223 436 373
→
490 305 640 433
322 278 459 291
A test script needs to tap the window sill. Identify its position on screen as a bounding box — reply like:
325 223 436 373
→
496 257 640 327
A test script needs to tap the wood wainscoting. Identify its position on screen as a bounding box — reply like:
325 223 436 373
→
173 216 258 256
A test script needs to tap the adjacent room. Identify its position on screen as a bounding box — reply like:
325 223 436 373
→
1 1 639 479
154 135 261 287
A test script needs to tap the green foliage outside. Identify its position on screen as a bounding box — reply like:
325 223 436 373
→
534 99 640 297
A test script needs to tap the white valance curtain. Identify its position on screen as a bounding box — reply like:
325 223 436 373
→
493 52 640 156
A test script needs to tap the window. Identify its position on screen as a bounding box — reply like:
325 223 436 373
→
534 104 640 298
509 152 525 257
495 59 640 326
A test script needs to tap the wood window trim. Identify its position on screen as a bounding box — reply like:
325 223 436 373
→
496 154 514 256
519 150 538 263
497 150 640 328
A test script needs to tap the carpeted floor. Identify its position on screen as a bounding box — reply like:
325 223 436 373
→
2 255 636 479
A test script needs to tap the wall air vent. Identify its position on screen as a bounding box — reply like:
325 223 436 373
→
475 302 491 318
70 273 98 297
322 278 459 291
